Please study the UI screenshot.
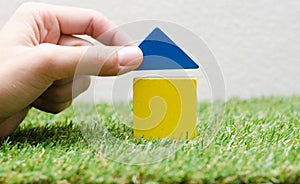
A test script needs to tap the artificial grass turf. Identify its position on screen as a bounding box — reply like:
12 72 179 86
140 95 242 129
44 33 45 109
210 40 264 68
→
0 96 299 183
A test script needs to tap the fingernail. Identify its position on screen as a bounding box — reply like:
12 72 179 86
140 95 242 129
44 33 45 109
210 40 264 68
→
118 46 143 66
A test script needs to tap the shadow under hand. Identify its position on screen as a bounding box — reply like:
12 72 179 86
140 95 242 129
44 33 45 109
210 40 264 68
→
2 121 84 146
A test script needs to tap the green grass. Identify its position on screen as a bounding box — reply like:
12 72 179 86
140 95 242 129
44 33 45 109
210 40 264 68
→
0 96 299 183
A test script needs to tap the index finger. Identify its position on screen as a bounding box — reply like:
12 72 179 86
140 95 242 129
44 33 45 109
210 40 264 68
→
20 2 131 46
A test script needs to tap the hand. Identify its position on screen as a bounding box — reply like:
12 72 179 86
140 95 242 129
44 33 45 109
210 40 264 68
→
0 2 143 139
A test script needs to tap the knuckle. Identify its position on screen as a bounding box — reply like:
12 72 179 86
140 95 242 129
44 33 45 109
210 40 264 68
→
34 44 57 71
18 2 42 14
99 52 120 76
19 2 37 9
51 102 71 114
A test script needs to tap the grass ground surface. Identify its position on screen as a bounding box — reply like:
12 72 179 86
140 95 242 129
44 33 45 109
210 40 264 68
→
0 96 299 183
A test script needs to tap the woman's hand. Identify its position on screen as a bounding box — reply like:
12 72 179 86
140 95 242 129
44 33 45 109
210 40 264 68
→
0 2 143 139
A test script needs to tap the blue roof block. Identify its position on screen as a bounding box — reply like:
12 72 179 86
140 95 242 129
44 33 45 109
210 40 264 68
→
136 27 199 70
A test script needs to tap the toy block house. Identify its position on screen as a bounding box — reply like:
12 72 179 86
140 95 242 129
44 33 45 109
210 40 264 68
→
133 28 199 140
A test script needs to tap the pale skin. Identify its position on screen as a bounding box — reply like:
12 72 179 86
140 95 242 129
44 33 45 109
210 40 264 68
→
0 2 143 139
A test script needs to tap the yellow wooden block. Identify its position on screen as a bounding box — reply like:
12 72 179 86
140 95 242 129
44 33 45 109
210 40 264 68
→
133 78 197 140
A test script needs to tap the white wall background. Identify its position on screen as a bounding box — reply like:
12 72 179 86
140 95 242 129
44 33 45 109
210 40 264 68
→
1 0 299 101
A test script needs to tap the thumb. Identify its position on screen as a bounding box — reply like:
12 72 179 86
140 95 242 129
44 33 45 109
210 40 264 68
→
35 44 143 80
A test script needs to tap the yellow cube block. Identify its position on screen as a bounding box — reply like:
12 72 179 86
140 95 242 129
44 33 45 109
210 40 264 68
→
133 78 197 140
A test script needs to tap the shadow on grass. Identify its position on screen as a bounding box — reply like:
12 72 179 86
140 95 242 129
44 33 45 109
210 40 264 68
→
1 121 84 146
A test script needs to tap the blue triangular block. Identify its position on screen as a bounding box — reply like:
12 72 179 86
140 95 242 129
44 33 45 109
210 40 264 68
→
136 27 199 70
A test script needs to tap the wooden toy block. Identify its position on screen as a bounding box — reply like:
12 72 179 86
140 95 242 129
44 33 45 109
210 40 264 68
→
133 78 197 140
136 27 199 70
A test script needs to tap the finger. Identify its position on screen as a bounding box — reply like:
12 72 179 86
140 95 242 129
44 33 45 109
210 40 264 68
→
16 2 130 46
33 44 143 80
54 35 93 86
0 107 30 140
58 35 93 47
31 98 71 114
40 76 91 104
